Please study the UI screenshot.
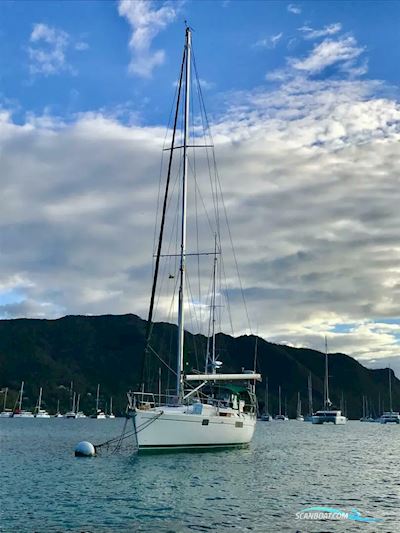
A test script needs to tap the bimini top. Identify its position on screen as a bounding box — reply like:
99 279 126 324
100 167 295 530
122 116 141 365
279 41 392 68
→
185 373 261 382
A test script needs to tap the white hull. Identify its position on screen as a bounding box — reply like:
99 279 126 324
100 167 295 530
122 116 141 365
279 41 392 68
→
312 415 347 425
0 411 12 418
133 406 256 450
35 412 50 418
380 412 400 424
13 412 34 418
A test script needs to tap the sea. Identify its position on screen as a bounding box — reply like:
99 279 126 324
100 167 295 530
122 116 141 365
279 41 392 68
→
0 418 398 532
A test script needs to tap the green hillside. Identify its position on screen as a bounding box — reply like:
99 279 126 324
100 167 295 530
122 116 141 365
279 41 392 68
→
0 314 396 418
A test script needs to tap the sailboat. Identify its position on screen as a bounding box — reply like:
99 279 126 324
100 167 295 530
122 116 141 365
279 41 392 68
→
304 373 313 422
75 393 87 418
34 387 50 418
312 338 346 425
380 367 400 424
296 392 304 421
54 399 63 418
260 377 271 421
275 386 288 421
126 26 261 451
107 397 115 419
91 384 106 419
0 387 12 417
64 391 77 418
13 381 34 417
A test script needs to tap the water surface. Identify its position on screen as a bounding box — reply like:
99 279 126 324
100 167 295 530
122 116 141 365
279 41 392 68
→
0 419 397 532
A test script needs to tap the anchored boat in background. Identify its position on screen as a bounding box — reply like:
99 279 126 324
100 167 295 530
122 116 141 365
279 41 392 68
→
13 381 34 418
296 392 304 421
127 26 260 452
34 387 50 418
275 385 288 421
312 338 346 425
380 368 400 424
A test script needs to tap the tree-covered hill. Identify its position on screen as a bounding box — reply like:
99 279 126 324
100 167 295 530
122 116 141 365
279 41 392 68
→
0 314 396 418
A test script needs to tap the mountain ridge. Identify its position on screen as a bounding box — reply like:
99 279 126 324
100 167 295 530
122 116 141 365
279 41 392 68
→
0 313 396 418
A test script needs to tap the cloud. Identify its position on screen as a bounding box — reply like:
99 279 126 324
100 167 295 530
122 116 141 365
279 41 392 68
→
28 23 88 77
287 4 301 15
290 36 365 74
1 45 400 371
299 23 342 40
28 23 70 76
254 33 283 49
75 41 89 51
118 0 179 78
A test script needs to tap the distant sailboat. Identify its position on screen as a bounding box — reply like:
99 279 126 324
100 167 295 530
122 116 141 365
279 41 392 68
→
275 385 288 421
296 392 304 421
107 397 115 419
75 393 86 418
0 387 12 417
380 367 400 424
91 384 106 419
13 381 34 418
260 377 271 421
54 399 63 418
312 338 346 425
34 387 50 418
64 391 77 418
304 373 313 422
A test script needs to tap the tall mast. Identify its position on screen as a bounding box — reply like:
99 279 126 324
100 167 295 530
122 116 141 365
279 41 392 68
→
265 376 269 414
177 26 191 399
37 387 42 412
278 385 282 416
389 367 393 412
19 381 24 411
96 384 100 412
3 387 7 411
308 373 313 415
211 234 218 373
324 336 330 409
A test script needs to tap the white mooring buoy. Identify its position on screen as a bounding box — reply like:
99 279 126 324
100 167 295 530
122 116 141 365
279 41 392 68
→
74 441 96 457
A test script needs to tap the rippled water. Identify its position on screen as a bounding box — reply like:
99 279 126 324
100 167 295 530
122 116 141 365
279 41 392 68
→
1 419 398 532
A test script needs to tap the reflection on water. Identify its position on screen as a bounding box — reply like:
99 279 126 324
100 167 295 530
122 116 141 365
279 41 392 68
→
0 419 398 532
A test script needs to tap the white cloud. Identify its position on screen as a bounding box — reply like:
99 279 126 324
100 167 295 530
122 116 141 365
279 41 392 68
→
118 0 179 78
2 53 400 371
254 33 283 49
290 36 364 74
28 23 70 76
75 41 89 51
299 22 342 40
287 4 301 15
28 23 88 77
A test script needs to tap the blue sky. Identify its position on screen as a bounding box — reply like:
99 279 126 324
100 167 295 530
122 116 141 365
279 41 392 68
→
1 0 400 373
1 1 400 124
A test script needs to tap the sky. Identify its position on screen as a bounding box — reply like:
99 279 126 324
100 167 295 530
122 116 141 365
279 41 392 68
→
1 0 400 374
